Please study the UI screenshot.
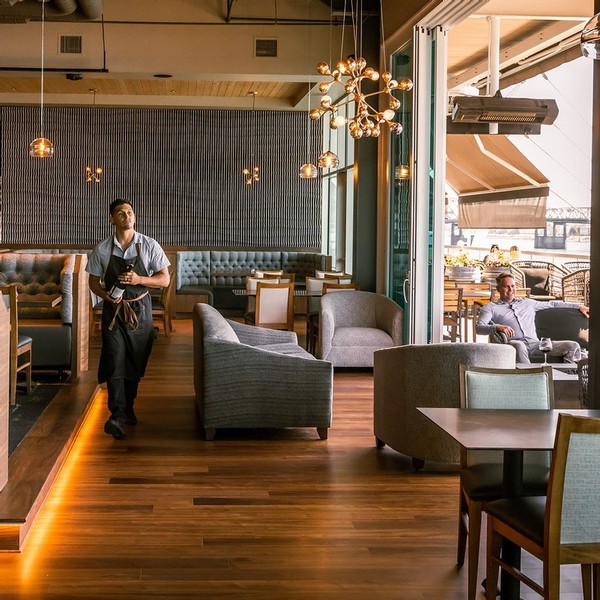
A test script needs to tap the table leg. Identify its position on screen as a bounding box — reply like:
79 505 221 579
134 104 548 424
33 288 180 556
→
498 450 524 600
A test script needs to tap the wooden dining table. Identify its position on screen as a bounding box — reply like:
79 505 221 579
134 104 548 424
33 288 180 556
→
17 293 62 308
418 406 600 600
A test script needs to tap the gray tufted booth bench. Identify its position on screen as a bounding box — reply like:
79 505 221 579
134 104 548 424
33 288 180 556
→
177 250 331 312
0 253 89 377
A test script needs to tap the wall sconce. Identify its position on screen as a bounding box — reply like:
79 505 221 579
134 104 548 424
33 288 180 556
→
86 166 103 183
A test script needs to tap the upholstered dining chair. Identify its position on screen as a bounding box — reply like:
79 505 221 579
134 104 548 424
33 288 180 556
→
246 281 294 331
1 284 33 405
254 269 284 277
485 413 600 600
457 364 554 600
244 276 281 318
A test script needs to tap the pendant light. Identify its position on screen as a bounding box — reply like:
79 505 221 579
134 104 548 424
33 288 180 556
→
85 88 103 183
242 91 260 185
299 1 318 180
29 0 54 158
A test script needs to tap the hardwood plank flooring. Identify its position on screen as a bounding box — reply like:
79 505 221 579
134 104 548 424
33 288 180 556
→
0 321 585 599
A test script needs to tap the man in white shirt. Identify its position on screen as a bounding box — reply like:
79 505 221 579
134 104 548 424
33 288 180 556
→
87 199 170 439
476 272 589 363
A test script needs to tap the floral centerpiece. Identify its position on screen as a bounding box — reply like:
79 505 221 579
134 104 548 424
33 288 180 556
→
483 249 511 268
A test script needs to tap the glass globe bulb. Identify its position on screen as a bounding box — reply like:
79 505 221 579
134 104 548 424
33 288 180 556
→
333 115 347 128
399 78 414 91
317 151 339 169
317 61 330 75
299 162 318 179
382 109 395 121
29 137 54 158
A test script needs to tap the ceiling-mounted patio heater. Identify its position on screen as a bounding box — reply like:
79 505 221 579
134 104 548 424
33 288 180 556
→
451 94 559 125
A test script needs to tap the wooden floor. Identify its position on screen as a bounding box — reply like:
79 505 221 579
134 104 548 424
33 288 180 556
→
0 320 585 599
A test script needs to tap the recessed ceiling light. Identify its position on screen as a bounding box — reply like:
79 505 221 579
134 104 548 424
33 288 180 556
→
153 73 172 78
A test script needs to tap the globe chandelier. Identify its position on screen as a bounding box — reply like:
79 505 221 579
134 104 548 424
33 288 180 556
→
310 0 413 140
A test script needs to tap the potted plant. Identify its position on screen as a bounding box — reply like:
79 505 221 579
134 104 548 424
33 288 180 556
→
444 250 483 280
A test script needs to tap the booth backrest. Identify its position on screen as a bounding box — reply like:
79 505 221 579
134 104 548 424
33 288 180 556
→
176 250 331 291
210 251 282 286
0 253 75 323
177 251 211 289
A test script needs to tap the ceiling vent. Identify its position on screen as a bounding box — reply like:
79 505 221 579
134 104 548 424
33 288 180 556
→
59 35 83 54
255 38 277 58
451 94 559 125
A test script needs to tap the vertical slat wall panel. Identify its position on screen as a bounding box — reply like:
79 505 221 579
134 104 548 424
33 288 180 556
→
0 106 323 249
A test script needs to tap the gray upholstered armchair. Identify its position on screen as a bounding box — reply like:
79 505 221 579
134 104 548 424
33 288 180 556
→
193 303 333 440
319 291 403 367
373 343 516 469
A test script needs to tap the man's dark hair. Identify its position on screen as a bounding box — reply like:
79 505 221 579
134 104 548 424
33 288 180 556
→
496 272 514 286
109 199 133 215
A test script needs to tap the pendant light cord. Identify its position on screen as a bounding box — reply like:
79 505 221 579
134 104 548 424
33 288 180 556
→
40 0 46 137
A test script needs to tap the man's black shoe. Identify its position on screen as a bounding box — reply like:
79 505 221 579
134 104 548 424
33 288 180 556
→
124 412 138 425
104 418 126 439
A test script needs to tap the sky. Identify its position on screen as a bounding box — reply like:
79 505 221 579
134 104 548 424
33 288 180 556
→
505 57 593 210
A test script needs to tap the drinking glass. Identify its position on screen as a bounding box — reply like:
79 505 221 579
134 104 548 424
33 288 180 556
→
539 337 553 365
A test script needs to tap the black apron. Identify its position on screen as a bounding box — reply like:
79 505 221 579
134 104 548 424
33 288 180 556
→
98 242 154 384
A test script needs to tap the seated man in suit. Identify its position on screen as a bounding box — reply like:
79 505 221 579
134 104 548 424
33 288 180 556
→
476 272 589 363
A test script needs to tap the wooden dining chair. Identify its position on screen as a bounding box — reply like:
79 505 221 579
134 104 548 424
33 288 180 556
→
485 413 600 600
443 287 463 342
321 282 360 293
458 364 554 600
248 281 294 331
456 282 491 342
315 270 353 283
489 287 530 302
151 268 176 338
304 277 338 353
1 284 33 405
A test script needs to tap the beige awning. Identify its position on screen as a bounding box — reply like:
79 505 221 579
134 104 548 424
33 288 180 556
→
446 134 550 229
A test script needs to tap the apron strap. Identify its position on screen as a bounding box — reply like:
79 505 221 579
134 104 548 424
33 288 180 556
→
108 290 149 332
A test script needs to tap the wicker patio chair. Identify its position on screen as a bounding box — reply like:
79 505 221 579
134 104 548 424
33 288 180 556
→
561 268 590 306
577 357 589 407
509 260 568 300
561 260 590 272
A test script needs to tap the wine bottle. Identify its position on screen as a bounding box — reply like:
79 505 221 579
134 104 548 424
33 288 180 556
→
109 264 134 299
